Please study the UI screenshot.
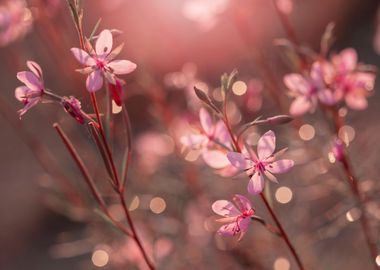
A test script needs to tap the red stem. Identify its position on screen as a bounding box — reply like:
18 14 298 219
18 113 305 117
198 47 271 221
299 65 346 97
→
260 193 305 270
119 192 155 270
331 109 379 269
53 123 133 237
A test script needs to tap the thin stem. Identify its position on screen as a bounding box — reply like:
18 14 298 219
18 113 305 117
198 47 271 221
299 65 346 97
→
330 109 379 269
251 215 282 237
119 192 155 270
53 123 132 237
120 104 133 190
90 92 120 188
260 193 305 270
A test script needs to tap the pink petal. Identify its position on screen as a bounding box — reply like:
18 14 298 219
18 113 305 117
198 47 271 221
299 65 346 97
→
267 159 294 174
15 86 29 102
217 222 238 237
17 71 42 91
202 150 230 169
227 152 252 170
237 217 251 240
108 60 137 74
214 120 231 146
283 73 310 94
86 70 103 92
247 172 264 195
18 98 40 117
233 194 252 213
199 107 213 136
27 61 43 78
180 134 207 149
318 89 336 105
337 48 357 73
257 130 276 160
345 94 367 110
289 96 312 116
71 48 96 66
96 29 113 56
353 72 375 90
212 200 240 217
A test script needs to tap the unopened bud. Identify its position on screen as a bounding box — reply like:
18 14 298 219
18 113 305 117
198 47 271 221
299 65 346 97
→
266 115 293 125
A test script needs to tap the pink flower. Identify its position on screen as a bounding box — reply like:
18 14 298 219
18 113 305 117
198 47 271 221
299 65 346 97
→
15 61 45 117
212 194 254 240
284 62 335 116
71 29 137 92
329 48 375 110
180 108 231 169
227 130 294 195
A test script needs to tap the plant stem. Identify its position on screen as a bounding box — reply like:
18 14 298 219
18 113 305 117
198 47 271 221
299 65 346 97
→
53 123 132 237
119 191 155 270
260 193 305 270
330 109 379 269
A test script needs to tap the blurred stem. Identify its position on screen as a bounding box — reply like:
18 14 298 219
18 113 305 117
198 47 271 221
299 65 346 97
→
270 0 308 71
0 98 83 207
330 108 379 268
120 104 133 190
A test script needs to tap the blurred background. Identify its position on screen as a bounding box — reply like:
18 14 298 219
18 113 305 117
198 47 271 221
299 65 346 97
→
1 0 380 269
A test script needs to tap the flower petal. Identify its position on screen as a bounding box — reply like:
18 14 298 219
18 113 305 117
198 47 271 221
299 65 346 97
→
86 70 103 92
108 60 137 75
214 120 231 147
227 152 252 170
257 130 276 160
71 48 96 66
27 61 43 78
217 222 238 237
212 200 240 217
15 86 30 102
17 71 42 91
336 48 357 73
318 89 336 105
96 29 113 56
180 134 207 149
289 96 312 116
247 172 264 195
345 94 367 110
233 194 252 213
202 150 230 169
283 73 310 94
267 159 294 174
237 217 251 241
199 107 213 136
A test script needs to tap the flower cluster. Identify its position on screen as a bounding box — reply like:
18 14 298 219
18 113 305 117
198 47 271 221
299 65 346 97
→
180 81 294 240
284 48 376 116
